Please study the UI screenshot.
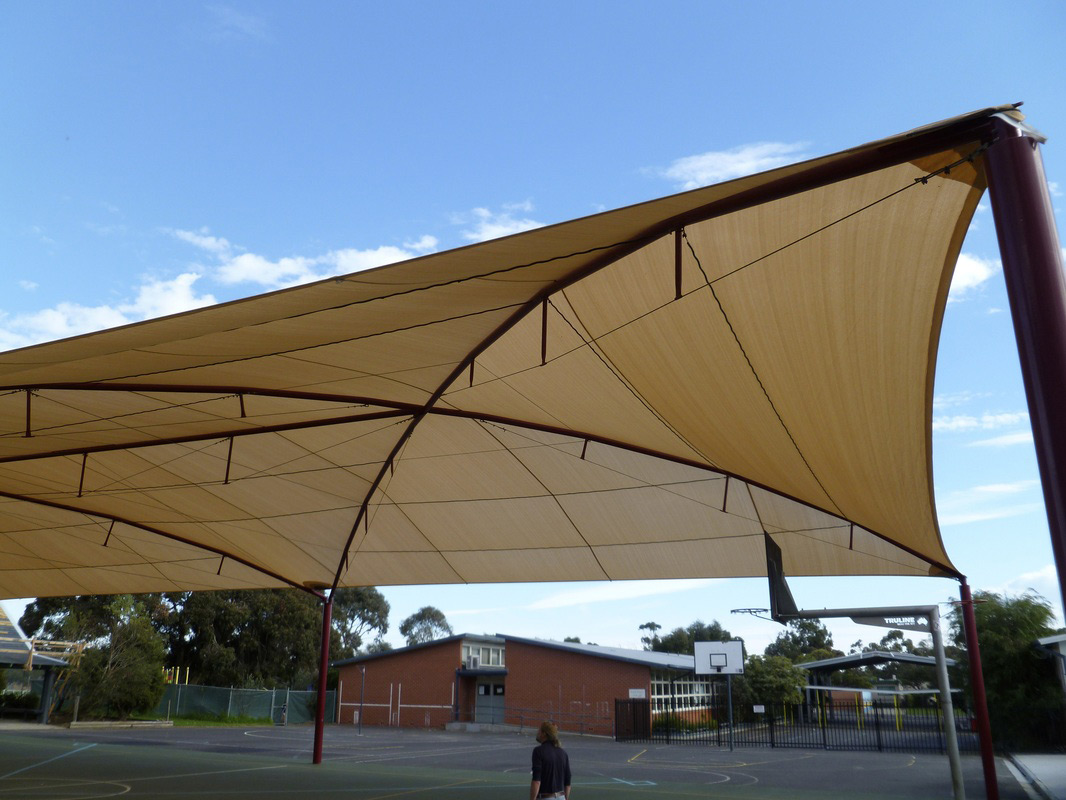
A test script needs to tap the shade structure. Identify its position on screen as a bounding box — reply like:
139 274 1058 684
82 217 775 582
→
0 106 1023 601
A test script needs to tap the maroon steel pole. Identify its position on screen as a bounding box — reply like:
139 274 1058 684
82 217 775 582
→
960 578 999 800
984 116 1066 613
312 593 333 765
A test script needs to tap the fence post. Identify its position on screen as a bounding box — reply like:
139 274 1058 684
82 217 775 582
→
769 707 775 748
874 699 883 752
935 697 945 754
820 692 829 750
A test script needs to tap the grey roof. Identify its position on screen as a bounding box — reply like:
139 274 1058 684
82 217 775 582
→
499 634 696 671
0 606 67 669
331 632 696 672
331 633 504 668
798 650 952 672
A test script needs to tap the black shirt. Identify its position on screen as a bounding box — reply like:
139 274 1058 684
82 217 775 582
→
531 741 571 793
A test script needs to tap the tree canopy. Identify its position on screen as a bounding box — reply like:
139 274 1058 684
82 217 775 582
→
641 619 732 655
764 619 836 663
19 586 396 707
332 587 390 652
398 606 453 645
948 590 1062 707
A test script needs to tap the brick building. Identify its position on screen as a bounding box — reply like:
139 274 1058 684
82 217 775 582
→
332 634 714 737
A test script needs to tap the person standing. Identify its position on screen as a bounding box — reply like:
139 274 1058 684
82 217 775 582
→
530 720 571 800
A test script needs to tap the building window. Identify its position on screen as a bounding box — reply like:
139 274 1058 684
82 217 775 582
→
650 670 717 715
461 641 505 668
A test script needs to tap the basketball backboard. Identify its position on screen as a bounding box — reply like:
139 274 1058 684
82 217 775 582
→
694 640 745 675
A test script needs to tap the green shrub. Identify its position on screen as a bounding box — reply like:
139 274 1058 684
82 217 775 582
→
0 692 40 710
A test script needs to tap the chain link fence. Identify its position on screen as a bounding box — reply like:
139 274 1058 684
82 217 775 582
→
153 684 336 725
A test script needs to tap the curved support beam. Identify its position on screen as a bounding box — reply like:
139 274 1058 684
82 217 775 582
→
0 488 324 599
0 407 410 465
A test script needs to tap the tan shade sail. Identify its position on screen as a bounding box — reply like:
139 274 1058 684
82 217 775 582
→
0 106 1018 600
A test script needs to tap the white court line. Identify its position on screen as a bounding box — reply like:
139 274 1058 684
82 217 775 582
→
0 743 97 780
115 764 289 784
1005 759 1043 800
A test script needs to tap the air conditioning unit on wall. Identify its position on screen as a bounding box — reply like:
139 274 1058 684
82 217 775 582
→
468 655 480 669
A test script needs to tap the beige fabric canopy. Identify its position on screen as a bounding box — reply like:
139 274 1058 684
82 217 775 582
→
0 107 1017 600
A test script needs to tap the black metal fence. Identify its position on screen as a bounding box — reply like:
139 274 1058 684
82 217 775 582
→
616 693 981 753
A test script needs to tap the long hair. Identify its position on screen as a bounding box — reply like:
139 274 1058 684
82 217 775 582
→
539 721 561 747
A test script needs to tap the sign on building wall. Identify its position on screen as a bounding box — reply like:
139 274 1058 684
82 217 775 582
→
628 688 647 699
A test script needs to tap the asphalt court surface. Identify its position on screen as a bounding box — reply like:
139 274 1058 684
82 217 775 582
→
0 724 1031 798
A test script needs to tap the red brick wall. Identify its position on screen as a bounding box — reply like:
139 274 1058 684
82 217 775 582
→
504 640 651 737
336 639 462 728
335 638 652 737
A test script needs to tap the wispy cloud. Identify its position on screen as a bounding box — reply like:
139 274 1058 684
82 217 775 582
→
28 225 57 247
170 227 234 256
932 411 1028 432
936 480 1042 526
18 280 38 291
205 5 269 42
969 431 1033 448
527 579 716 610
948 253 999 301
454 202 544 243
932 391 988 412
659 142 810 190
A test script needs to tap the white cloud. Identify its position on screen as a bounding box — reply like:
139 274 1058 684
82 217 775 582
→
1049 181 1062 198
403 235 438 254
993 566 1063 619
129 272 217 319
331 246 419 275
19 280 38 291
659 142 810 190
456 203 544 243
969 431 1033 447
527 579 715 610
214 246 418 288
932 411 1028 432
0 273 217 350
948 253 999 301
170 228 432 289
217 252 320 286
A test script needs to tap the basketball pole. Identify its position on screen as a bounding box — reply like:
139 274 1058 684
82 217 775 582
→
726 672 734 751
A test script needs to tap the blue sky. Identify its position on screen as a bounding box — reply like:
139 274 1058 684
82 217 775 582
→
2 2 1064 654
